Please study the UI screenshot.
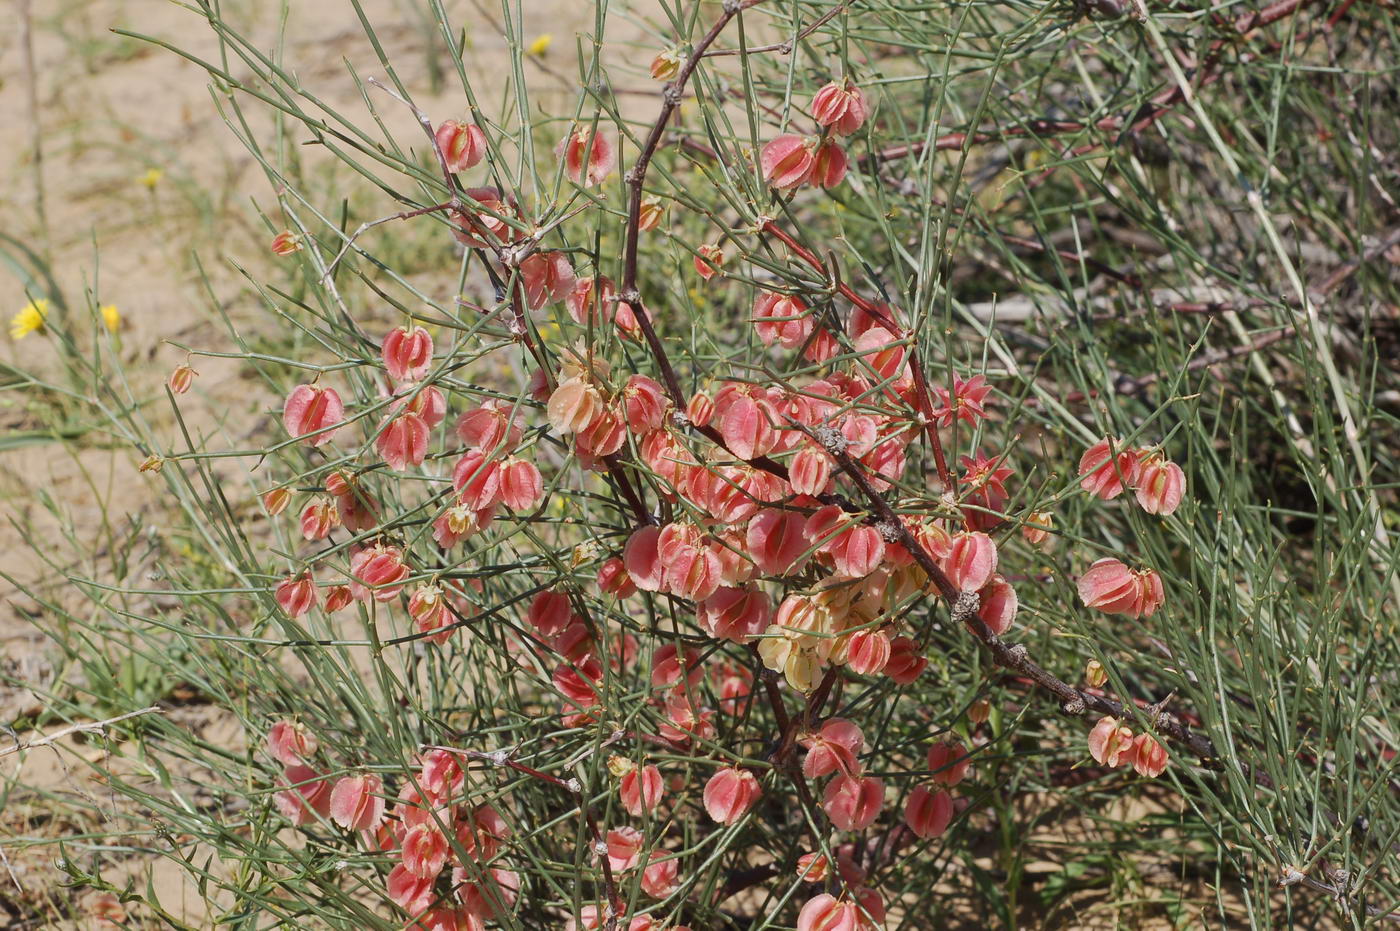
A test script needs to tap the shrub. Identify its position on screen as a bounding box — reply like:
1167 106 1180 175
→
6 0 1399 928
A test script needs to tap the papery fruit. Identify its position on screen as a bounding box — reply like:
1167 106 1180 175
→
637 195 665 231
329 773 385 831
498 457 544 510
1135 456 1185 516
520 251 576 309
801 718 863 780
456 400 523 452
811 79 868 135
746 509 810 577
796 851 831 883
576 405 626 458
435 119 487 173
640 852 678 898
275 573 317 617
976 574 1018 635
566 275 617 327
694 243 724 281
904 785 953 838
622 374 668 433
1079 438 1141 500
527 590 573 638
168 362 196 394
651 643 703 690
598 557 637 598
283 384 344 446
548 377 601 434
408 585 453 643
275 764 332 824
703 767 760 824
1086 716 1135 767
698 585 771 642
650 48 682 81
810 139 849 188
382 325 434 383
797 894 857 931
553 657 603 707
453 450 503 511
267 720 317 766
753 291 813 350
349 545 410 602
686 391 714 428
851 887 887 929
323 586 353 613
401 823 449 879
376 412 429 471
605 826 644 871
559 125 616 187
943 531 997 592
843 627 891 676
270 231 301 256
884 636 926 684
387 863 434 915
419 748 465 802
789 446 833 496
761 134 814 188
452 187 514 248
662 537 722 601
263 487 291 516
1077 557 1164 618
1022 509 1053 546
926 740 970 786
1131 733 1169 777
619 763 664 816
822 773 884 831
623 525 665 592
300 498 340 541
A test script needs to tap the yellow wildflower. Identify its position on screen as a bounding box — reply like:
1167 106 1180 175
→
139 168 163 189
527 34 552 56
100 304 121 333
10 299 48 340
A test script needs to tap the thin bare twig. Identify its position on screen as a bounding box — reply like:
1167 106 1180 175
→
704 2 849 57
320 200 455 282
1 706 164 757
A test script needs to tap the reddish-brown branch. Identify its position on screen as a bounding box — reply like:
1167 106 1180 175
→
818 434 1220 762
618 0 766 409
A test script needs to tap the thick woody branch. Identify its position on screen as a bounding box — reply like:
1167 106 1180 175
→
825 441 1221 763
618 0 766 407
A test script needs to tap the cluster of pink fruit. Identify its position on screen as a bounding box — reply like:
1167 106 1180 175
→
269 722 519 930
760 79 867 190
